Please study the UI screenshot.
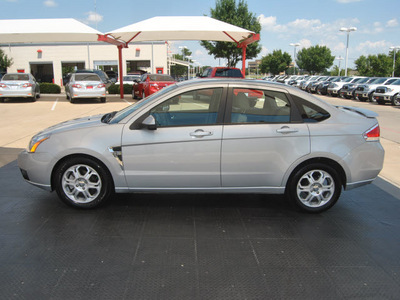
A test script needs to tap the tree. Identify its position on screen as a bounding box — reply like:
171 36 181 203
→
201 0 261 67
355 53 393 77
0 49 13 72
296 45 335 74
259 50 291 75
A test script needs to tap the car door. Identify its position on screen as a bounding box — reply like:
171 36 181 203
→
121 86 226 189
221 87 310 188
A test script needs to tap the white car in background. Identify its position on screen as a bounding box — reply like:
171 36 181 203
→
327 76 365 97
373 79 400 105
116 75 141 85
0 73 40 102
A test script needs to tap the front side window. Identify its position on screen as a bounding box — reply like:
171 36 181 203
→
230 88 291 123
150 88 223 127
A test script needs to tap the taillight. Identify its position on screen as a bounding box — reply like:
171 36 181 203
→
363 124 380 141
72 84 82 88
22 83 32 88
0 83 6 88
97 83 105 88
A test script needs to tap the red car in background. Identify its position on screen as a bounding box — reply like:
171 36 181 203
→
199 67 244 78
132 74 176 99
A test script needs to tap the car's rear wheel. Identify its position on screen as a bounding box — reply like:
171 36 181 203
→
54 157 113 208
100 97 106 103
288 163 342 213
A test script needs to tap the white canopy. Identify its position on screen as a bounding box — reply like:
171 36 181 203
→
107 16 255 44
0 18 102 43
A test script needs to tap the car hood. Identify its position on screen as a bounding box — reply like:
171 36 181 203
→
38 114 105 136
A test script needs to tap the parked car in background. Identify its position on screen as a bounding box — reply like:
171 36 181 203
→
316 77 343 95
327 77 364 97
18 79 384 213
0 73 40 102
132 73 176 99
105 71 118 83
199 67 244 79
116 75 141 85
339 77 370 99
354 77 398 102
373 79 400 105
306 76 329 93
75 69 112 88
65 73 106 103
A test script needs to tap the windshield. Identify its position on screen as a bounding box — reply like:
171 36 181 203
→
390 79 400 85
2 74 29 81
109 83 178 124
370 78 386 84
148 75 174 81
75 74 100 81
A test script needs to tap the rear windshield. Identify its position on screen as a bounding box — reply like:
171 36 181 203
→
148 75 174 81
214 68 243 78
2 74 29 81
75 74 100 81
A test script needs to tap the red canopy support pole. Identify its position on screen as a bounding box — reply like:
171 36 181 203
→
118 45 124 99
241 46 247 77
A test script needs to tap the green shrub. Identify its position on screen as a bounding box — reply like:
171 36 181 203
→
39 82 61 94
108 83 133 94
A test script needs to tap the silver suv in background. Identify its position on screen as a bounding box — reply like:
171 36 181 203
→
355 77 400 102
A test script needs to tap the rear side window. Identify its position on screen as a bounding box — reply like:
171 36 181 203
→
214 68 243 78
292 95 330 123
230 88 291 123
148 75 174 81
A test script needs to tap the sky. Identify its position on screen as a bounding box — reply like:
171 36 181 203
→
1 0 400 70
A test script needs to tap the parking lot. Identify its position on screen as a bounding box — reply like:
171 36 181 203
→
1 93 400 299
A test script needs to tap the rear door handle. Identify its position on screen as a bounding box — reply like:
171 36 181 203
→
190 129 213 138
276 126 299 134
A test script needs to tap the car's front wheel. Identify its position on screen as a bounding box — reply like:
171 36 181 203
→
54 157 113 208
288 163 342 213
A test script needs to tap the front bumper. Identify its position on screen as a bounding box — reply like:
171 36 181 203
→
17 150 54 191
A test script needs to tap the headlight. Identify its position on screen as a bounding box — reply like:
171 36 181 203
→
28 134 50 153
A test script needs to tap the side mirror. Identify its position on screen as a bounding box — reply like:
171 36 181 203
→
141 115 157 130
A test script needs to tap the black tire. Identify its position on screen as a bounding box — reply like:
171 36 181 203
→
287 163 342 213
100 97 106 103
29 96 36 102
70 97 75 104
391 94 399 106
368 93 374 103
0 98 4 103
54 156 113 209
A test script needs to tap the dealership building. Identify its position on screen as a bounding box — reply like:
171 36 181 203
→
0 41 169 85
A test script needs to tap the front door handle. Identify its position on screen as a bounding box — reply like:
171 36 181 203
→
190 129 213 138
276 126 299 134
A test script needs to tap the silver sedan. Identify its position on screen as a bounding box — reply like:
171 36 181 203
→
0 73 40 102
65 73 106 103
18 79 384 212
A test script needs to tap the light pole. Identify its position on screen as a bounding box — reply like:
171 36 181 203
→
340 27 357 76
389 46 400 77
336 56 344 76
186 55 192 80
289 43 300 75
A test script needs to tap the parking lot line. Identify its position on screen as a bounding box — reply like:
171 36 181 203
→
51 98 59 111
